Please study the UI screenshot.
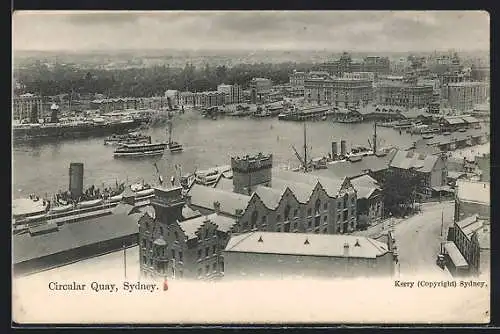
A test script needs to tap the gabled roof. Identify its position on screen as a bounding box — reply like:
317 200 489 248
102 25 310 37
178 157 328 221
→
271 178 315 203
224 232 390 259
350 174 380 199
188 184 251 216
389 149 439 173
272 170 347 198
178 213 237 240
254 186 287 210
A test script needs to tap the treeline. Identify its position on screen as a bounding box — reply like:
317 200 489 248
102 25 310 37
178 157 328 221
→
14 61 316 98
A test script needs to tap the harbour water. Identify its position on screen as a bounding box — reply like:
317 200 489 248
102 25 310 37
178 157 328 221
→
12 112 418 198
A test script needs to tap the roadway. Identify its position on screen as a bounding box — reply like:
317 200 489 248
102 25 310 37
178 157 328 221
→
393 201 455 278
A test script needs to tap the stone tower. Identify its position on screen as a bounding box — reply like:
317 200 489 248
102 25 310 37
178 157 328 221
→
150 186 185 224
231 153 273 195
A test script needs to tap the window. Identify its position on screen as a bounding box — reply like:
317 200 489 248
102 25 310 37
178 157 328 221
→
323 202 328 210
212 245 217 254
159 226 163 235
142 256 147 264
251 211 258 229
338 202 342 209
315 199 321 214
141 239 146 248
261 215 267 225
307 208 312 216
343 194 348 208
308 221 312 228
212 262 217 272
323 216 328 222
197 249 202 259
174 231 179 241
205 229 209 239
179 251 183 262
221 262 225 273
171 249 175 259
284 205 291 221
197 268 202 277
205 265 210 274
205 247 209 257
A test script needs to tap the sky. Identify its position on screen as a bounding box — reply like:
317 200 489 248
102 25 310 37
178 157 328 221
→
12 11 490 52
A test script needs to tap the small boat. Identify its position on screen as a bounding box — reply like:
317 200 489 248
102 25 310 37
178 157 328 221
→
114 142 168 158
422 134 434 139
136 188 155 197
79 198 104 208
50 204 73 213
109 194 123 203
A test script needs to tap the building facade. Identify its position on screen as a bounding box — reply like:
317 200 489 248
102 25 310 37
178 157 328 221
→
289 71 307 89
13 93 44 122
217 84 243 105
442 82 489 112
250 78 273 104
319 52 363 76
375 82 435 109
304 76 373 107
188 153 359 236
223 232 395 279
138 186 238 281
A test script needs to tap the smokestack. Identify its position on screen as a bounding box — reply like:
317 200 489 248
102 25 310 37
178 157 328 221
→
69 162 84 199
340 140 347 156
331 141 338 156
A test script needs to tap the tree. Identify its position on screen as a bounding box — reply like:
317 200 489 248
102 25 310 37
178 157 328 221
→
381 168 419 217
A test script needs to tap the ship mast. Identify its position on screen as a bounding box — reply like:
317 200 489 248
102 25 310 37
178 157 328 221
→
303 122 308 172
373 121 377 154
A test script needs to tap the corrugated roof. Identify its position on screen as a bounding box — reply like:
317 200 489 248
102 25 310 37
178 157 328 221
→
389 149 438 173
188 184 251 216
456 180 490 205
13 212 141 264
225 232 389 259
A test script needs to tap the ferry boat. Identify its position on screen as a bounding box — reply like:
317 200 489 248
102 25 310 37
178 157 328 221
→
114 142 168 158
104 132 151 145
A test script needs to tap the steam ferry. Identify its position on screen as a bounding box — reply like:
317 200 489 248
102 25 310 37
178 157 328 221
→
104 132 151 145
113 142 168 158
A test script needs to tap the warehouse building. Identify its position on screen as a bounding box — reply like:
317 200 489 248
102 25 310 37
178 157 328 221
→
223 231 395 280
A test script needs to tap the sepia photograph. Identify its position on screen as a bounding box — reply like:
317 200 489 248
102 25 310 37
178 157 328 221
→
12 10 490 325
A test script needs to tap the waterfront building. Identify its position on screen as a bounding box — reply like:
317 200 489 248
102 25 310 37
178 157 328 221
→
90 98 141 112
194 91 226 108
362 56 390 75
180 91 196 106
250 78 273 104
187 153 359 235
217 83 243 105
138 186 238 280
445 214 490 277
289 71 307 89
375 81 434 109
454 180 490 222
388 149 447 199
441 82 489 112
13 204 142 276
223 231 396 279
304 76 373 107
390 57 411 74
13 93 44 122
319 52 363 76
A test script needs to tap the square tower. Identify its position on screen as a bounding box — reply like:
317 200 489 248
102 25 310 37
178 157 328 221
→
231 153 273 195
150 186 186 224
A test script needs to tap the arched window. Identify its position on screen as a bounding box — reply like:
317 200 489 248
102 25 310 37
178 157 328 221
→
284 205 291 221
315 199 321 214
251 211 258 229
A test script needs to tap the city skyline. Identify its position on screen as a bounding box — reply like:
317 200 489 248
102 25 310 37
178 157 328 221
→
13 11 489 53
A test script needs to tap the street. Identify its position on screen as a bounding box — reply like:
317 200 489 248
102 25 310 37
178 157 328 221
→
394 201 455 278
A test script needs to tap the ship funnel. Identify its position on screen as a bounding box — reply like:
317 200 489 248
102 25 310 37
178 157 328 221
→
340 140 347 156
331 141 338 156
69 162 84 199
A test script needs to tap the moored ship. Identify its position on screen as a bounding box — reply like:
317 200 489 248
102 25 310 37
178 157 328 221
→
104 132 151 145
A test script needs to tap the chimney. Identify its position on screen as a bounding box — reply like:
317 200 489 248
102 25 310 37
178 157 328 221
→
343 242 350 256
340 140 347 156
331 141 338 156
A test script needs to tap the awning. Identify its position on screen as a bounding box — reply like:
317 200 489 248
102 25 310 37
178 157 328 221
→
443 242 469 268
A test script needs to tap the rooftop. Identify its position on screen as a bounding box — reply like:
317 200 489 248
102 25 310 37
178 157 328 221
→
224 232 390 259
254 186 287 210
456 180 490 205
389 149 439 173
13 212 141 264
272 170 348 198
188 184 251 216
350 174 380 199
179 213 236 240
